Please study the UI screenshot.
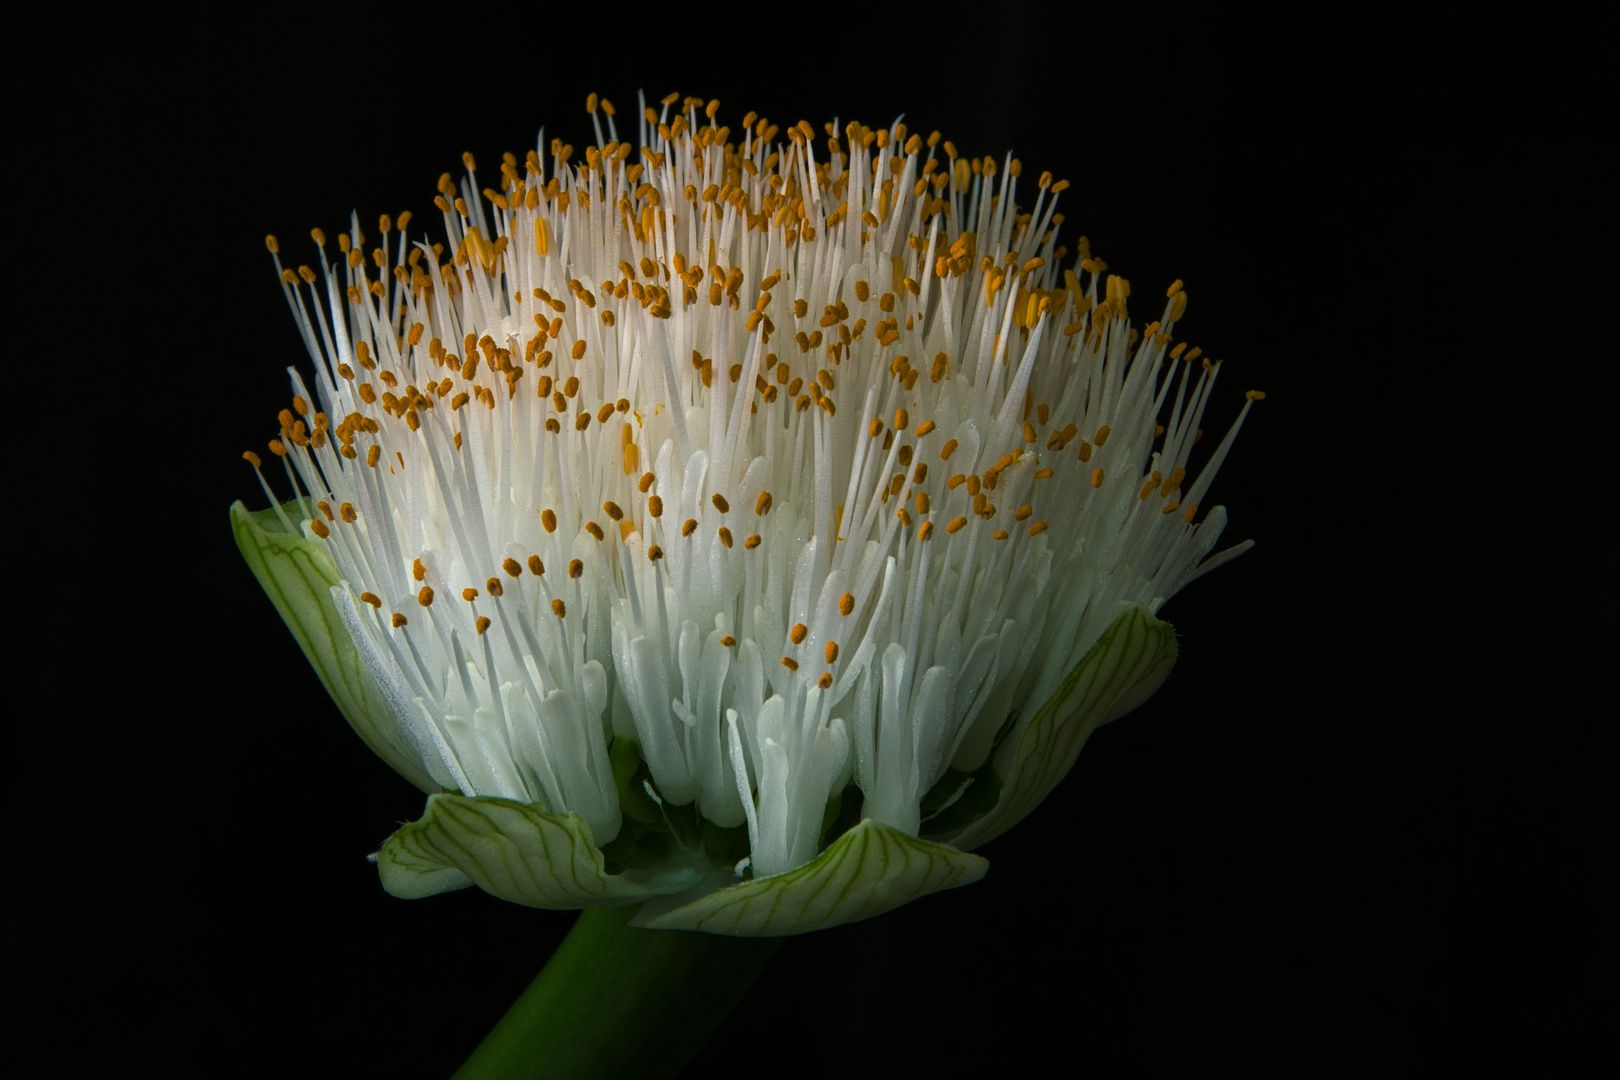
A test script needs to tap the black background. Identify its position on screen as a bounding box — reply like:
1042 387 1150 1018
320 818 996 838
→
17 4 1610 1076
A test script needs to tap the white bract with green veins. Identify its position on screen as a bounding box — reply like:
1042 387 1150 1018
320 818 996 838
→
234 92 1259 936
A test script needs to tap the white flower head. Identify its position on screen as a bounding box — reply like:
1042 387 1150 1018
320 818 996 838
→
236 92 1259 933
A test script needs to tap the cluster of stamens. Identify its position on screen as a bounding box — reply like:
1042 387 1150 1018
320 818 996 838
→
246 91 1260 878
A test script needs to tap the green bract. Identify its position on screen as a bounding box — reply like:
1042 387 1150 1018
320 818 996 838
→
232 500 437 794
376 795 701 906
236 497 1180 936
634 820 988 936
935 604 1178 852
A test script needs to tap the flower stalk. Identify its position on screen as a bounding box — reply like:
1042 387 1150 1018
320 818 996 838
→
452 904 779 1080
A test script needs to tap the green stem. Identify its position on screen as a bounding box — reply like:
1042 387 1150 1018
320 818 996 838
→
452 904 781 1080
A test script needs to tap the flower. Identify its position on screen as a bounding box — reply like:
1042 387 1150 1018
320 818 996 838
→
233 92 1260 936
